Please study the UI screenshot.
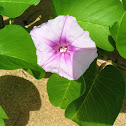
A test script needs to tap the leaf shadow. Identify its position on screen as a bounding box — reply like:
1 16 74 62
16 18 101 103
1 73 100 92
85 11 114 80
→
0 75 41 126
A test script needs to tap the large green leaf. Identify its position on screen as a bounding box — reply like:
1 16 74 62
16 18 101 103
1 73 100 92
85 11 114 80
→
0 0 40 17
52 0 124 51
47 74 86 109
110 11 126 59
65 63 125 126
0 25 45 79
0 106 8 126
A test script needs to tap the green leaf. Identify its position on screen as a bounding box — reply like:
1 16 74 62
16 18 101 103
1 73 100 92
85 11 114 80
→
0 6 3 11
52 0 124 51
110 12 126 59
47 74 86 109
0 118 5 126
109 22 119 42
23 68 44 79
0 106 8 126
65 64 125 126
0 25 45 79
0 0 40 18
0 106 8 119
122 0 126 10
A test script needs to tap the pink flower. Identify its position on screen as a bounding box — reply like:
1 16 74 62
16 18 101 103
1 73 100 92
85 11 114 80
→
30 15 97 80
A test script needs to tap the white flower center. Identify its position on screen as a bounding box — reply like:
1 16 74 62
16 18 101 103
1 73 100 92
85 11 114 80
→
60 47 67 53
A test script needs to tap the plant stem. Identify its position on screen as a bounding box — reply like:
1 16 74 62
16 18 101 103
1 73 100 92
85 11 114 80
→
9 18 15 25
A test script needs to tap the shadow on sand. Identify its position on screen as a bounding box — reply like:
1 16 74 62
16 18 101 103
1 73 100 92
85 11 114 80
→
0 75 41 126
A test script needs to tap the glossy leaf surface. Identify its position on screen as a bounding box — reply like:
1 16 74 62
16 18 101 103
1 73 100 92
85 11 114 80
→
47 74 86 109
0 25 45 79
52 0 124 51
110 12 126 59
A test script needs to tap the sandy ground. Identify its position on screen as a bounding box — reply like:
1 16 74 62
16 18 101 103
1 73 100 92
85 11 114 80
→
0 69 78 126
0 0 126 126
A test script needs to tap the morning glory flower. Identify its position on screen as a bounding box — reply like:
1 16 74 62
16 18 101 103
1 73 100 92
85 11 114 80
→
30 15 97 80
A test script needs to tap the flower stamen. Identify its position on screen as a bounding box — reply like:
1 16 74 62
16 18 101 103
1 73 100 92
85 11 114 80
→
59 47 67 53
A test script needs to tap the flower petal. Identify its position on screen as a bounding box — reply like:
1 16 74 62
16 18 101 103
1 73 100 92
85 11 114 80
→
61 16 96 49
71 31 96 48
30 34 55 52
65 16 85 43
58 53 73 80
30 16 67 44
42 53 61 75
42 52 74 80
36 50 55 66
72 48 98 80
